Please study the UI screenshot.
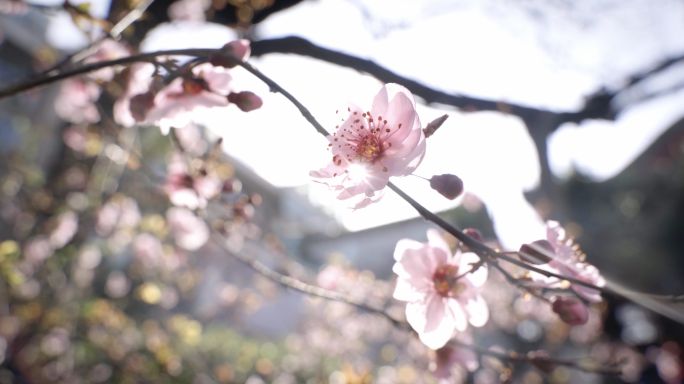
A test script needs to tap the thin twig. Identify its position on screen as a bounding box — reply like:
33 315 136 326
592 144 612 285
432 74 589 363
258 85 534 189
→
41 0 155 76
451 341 623 375
210 233 406 328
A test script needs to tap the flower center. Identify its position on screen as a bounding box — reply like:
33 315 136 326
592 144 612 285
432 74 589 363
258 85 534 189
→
432 264 466 297
328 109 404 174
182 78 206 95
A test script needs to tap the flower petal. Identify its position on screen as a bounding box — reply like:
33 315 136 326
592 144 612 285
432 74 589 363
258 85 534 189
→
446 298 468 332
464 294 489 327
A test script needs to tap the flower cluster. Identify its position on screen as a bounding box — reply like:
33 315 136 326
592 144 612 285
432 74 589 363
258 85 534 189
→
114 40 260 134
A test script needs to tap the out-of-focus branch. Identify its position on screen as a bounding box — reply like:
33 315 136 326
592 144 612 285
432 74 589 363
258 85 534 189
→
42 0 155 75
1 45 681 316
211 234 620 375
210 233 406 328
452 341 623 375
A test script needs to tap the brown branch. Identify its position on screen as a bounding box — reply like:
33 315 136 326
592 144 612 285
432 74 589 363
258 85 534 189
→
452 341 623 375
211 233 620 375
210 233 406 328
1 44 680 311
249 37 599 124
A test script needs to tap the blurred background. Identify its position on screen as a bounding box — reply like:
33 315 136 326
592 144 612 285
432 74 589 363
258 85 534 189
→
0 0 683 383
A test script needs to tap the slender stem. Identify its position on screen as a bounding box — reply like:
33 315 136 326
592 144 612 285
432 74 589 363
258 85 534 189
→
452 341 622 375
210 233 619 375
488 260 549 302
0 48 223 100
0 44 674 303
210 233 407 329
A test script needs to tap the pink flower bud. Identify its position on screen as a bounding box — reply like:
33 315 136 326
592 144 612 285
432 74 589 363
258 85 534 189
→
462 228 483 252
129 92 156 121
423 114 448 138
551 296 589 325
209 39 251 69
429 174 464 200
227 91 263 112
518 240 555 264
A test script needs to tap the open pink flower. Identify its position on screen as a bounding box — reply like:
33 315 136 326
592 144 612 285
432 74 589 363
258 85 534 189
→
393 229 488 349
522 221 605 303
144 63 232 134
164 152 222 209
310 84 426 209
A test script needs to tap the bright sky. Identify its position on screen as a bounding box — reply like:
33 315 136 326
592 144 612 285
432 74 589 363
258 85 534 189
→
44 0 684 249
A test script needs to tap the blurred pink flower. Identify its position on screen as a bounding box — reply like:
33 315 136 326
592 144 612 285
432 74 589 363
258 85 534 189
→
83 39 130 82
23 236 54 264
551 296 589 325
144 64 232 134
54 78 100 124
164 152 222 209
317 265 346 291
393 229 488 349
62 125 88 152
95 197 141 236
168 0 210 21
49 211 78 249
166 207 209 251
431 344 478 379
133 233 163 269
113 62 156 127
523 221 605 302
310 84 426 209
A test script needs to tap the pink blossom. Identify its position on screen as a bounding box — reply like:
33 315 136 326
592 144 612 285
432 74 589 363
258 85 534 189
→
164 152 222 209
393 229 488 349
95 197 141 236
311 84 426 209
166 207 209 251
144 64 232 134
317 265 346 290
431 344 478 379
23 236 54 264
62 125 88 152
113 62 156 127
133 233 163 269
54 78 100 124
522 221 605 303
167 0 210 22
49 211 79 249
83 39 130 82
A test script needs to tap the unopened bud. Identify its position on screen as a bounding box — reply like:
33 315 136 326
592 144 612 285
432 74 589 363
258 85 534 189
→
129 92 156 121
209 39 251 69
527 350 556 373
423 114 449 138
227 91 263 112
551 296 589 325
429 174 463 200
462 228 483 252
